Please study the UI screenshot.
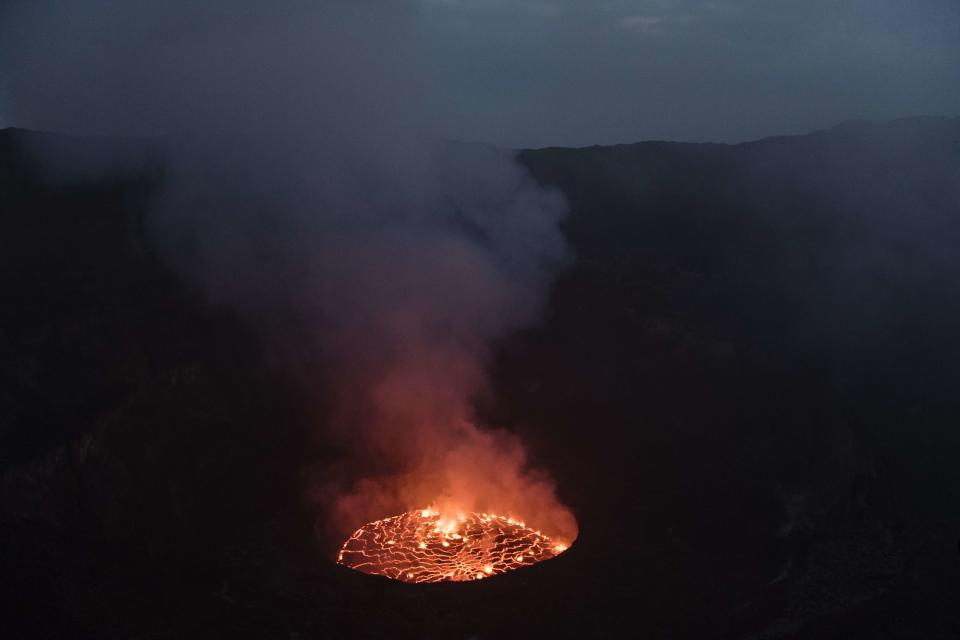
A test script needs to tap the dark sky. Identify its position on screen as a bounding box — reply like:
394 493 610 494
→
419 0 960 147
2 0 958 147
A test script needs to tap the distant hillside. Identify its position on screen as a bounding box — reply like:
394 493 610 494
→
520 116 960 368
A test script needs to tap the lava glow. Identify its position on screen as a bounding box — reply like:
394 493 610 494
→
337 509 569 583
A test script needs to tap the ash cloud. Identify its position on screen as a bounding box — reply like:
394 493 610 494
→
0 1 577 544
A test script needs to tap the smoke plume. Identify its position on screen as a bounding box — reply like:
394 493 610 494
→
0 1 578 544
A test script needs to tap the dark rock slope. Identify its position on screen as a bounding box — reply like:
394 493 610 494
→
2 118 959 638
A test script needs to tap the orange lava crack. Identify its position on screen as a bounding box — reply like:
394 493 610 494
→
337 509 568 583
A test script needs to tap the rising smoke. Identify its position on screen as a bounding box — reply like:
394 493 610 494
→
0 1 578 544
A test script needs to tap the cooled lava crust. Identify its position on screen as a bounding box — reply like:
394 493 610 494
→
337 510 568 583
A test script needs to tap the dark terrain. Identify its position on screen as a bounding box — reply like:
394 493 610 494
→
2 118 959 638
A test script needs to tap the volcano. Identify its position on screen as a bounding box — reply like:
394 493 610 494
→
337 510 569 583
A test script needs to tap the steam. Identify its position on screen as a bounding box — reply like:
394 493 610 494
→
1 2 578 543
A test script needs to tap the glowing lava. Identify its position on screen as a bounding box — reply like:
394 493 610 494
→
337 509 569 583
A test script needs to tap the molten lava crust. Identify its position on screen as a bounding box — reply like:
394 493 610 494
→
337 510 568 583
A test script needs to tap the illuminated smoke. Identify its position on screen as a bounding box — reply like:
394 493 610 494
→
0 1 579 548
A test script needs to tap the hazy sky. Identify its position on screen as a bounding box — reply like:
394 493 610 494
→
2 0 958 147
419 0 960 146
